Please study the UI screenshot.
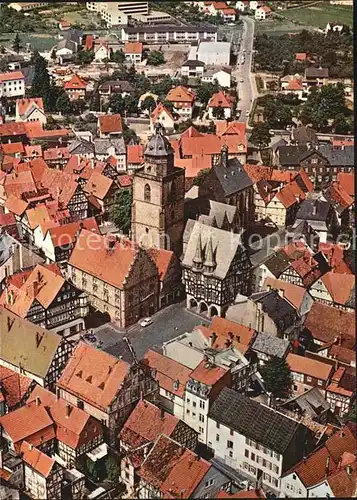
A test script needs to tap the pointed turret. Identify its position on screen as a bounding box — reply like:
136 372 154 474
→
203 234 216 273
193 232 203 269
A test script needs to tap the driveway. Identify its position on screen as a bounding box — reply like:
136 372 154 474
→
91 301 210 359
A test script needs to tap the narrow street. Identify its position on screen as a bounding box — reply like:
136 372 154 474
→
232 16 257 123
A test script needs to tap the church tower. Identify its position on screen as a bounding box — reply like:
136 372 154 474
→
131 123 185 257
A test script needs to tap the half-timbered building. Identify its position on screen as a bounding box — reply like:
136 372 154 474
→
0 264 88 339
57 342 159 445
182 220 251 317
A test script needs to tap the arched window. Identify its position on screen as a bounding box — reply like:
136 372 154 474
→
144 184 151 202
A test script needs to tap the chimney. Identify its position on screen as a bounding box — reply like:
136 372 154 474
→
29 444 33 451
236 335 240 343
209 332 217 347
65 404 72 418
35 396 41 406
278 288 285 298
325 455 330 477
346 464 352 477
312 202 317 216
160 408 165 420
56 387 60 400
33 280 40 297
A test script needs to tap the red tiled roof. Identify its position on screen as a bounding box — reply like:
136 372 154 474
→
321 271 355 306
20 441 55 478
216 120 246 138
84 171 113 201
295 53 307 61
119 400 179 450
175 154 212 179
4 194 29 216
139 435 211 497
181 126 204 138
208 90 235 109
0 212 16 227
285 78 304 91
127 144 144 164
208 316 255 347
124 42 143 54
98 114 123 134
0 71 24 82
190 359 228 386
283 425 356 487
1 142 25 155
85 34 94 50
264 277 306 310
336 172 354 198
303 303 355 347
327 460 357 497
47 217 99 248
64 73 87 90
151 102 174 122
167 85 196 103
0 121 27 138
68 230 140 289
286 353 333 380
329 344 355 365
148 247 175 281
16 97 44 116
222 7 236 14
24 145 43 158
143 350 192 398
27 385 102 450
43 147 70 161
0 366 33 409
326 181 354 210
117 174 133 188
57 342 130 411
0 404 54 445
0 264 65 317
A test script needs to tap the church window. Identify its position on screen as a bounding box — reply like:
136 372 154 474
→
144 184 151 202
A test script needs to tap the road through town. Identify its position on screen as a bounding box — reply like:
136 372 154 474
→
233 16 257 123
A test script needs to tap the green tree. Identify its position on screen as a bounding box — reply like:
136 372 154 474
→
111 49 125 63
193 168 211 186
147 50 165 66
263 98 292 129
260 356 292 398
108 93 124 115
56 92 72 115
333 113 352 134
12 33 22 54
299 84 348 131
123 95 138 115
152 76 176 98
197 81 220 105
212 107 225 120
141 96 156 113
105 455 120 483
123 124 138 145
75 50 94 65
344 401 356 424
249 123 271 149
111 189 132 234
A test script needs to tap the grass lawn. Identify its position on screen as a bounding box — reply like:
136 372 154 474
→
281 2 353 29
0 33 58 51
255 18 313 35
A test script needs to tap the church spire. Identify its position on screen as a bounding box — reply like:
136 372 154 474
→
193 232 203 269
203 234 216 273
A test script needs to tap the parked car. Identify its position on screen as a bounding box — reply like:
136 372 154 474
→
84 333 97 343
245 110 250 116
140 317 153 327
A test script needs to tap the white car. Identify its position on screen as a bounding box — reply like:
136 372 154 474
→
140 317 153 327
